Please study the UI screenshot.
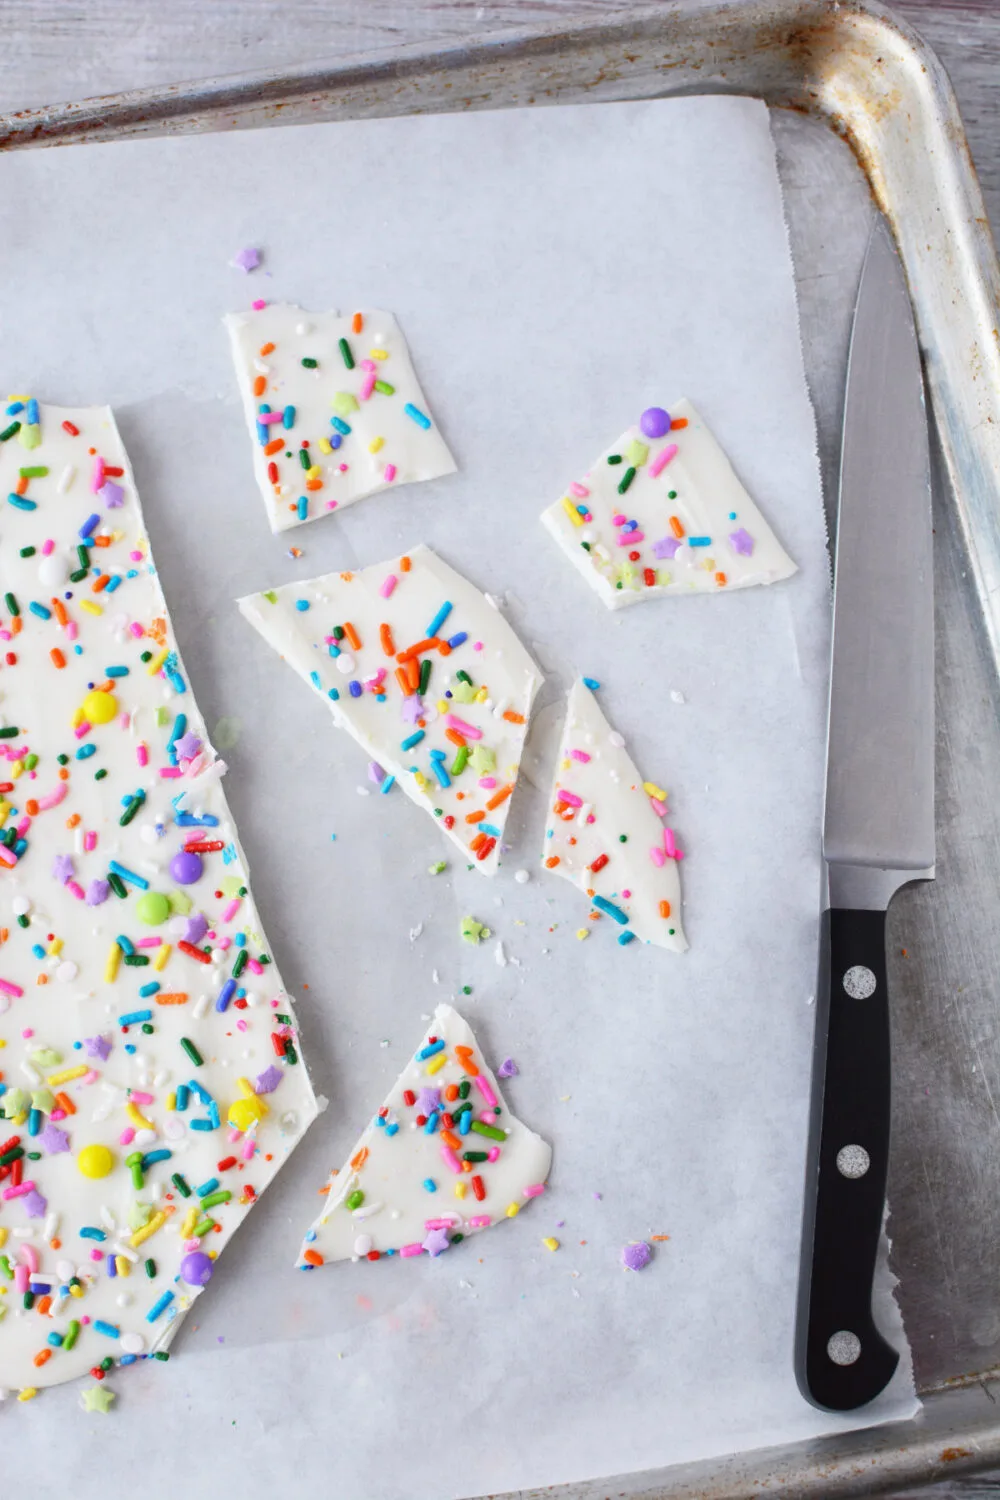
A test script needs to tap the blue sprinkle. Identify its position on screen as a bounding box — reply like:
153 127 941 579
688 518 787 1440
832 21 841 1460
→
687 536 712 547
256 422 269 446
400 730 425 751
6 402 23 415
109 861 148 890
79 1227 106 1241
118 1009 152 1026
26 400 39 425
8 494 36 512
208 1100 220 1129
348 681 363 699
591 895 628 925
328 688 340 702
105 575 122 593
116 934 135 955
93 1319 120 1339
138 982 160 998
729 511 737 520
430 760 450 790
459 1111 471 1136
197 1177 219 1197
385 1121 399 1136
174 1085 189 1112
28 1108 40 1136
105 665 129 678
309 671 321 689
329 433 342 450
618 930 636 946
583 677 601 690
422 1178 437 1192
404 403 431 430
480 822 501 838
28 602 51 620
106 1255 117 1278
297 496 308 521
141 1149 172 1167
380 775 395 794
75 743 96 760
424 1111 440 1135
190 1118 212 1132
79 514 100 539
426 601 452 638
282 406 295 430
215 979 237 1013
31 943 45 960
446 631 468 650
146 1290 175 1323
416 1039 445 1061
330 416 352 436
295 599 309 611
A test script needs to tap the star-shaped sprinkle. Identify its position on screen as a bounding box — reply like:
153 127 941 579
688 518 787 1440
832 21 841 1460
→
98 480 124 509
80 1383 116 1414
38 1123 70 1154
401 695 423 725
231 246 260 273
174 731 203 761
84 1034 112 1061
422 1227 451 1258
652 536 682 561
497 1058 518 1079
23 1189 47 1219
51 853 74 883
728 527 755 556
415 1087 440 1115
86 878 110 906
254 1064 283 1096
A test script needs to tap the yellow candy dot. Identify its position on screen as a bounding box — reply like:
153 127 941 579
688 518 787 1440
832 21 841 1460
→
81 690 117 725
227 1098 262 1133
77 1144 114 1179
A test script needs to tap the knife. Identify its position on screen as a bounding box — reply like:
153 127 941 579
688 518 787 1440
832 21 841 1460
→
796 216 934 1412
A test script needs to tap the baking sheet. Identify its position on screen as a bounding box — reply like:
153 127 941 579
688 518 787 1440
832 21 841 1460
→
0 96 916 1495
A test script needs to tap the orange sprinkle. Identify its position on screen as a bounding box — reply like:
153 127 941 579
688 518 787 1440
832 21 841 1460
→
396 637 441 663
50 1237 61 1250
36 975 48 986
36 1296 51 1316
15 476 28 497
54 1091 75 1115
11 617 21 636
57 767 70 781
342 622 361 651
65 813 81 829
545 855 561 869
440 1129 461 1150
379 624 395 657
715 572 727 586
260 341 275 356
352 312 363 334
51 599 68 626
651 1234 671 1242
670 417 688 430
154 992 188 1005
350 1147 369 1171
502 709 525 725
302 1249 324 1267
305 479 322 491
93 534 111 549
405 658 420 694
25 800 38 816
659 900 671 919
669 515 685 539
469 832 487 852
394 668 412 696
92 574 111 594
49 648 66 670
33 1349 52 1368
400 555 411 572
252 375 267 397
264 437 283 456
465 810 485 824
445 728 467 749
485 784 513 811
444 1083 459 1102
438 640 452 657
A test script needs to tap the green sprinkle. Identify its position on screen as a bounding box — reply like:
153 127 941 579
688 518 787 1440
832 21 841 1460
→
231 949 248 980
19 467 47 479
153 1351 170 1361
16 914 28 928
668 490 677 500
18 546 35 558
123 953 149 967
418 658 432 695
63 1319 81 1350
456 670 472 685
141 1022 154 1034
619 834 628 843
171 1173 191 1198
298 448 310 470
69 568 88 583
301 357 318 369
107 872 127 899
345 1189 364 1211
470 1121 507 1142
458 1081 471 1099
145 1258 157 1278
192 1217 216 1238
617 466 636 495
180 1037 203 1067
94 768 108 780
332 625 345 640
76 544 90 569
140 650 152 663
0 726 19 739
119 793 144 826
461 985 472 996
451 745 469 776
3 594 18 617
373 380 395 395
23 753 37 771
338 337 355 370
0 422 21 442
285 1043 298 1065
462 1151 489 1163
57 753 69 765
607 454 623 465
199 1190 232 1211
428 860 447 875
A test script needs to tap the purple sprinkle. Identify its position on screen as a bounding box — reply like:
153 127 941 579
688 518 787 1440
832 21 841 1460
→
401 695 423 725
368 761 385 785
422 1226 451 1258
23 1189 47 1219
621 1241 653 1272
174 731 203 761
38 1123 70 1154
652 536 682 561
497 1058 518 1079
85 878 110 907
183 913 209 946
84 1034 112 1061
254 1064 283 1096
98 480 124 509
640 407 671 439
729 527 755 556
51 853 74 883
231 247 261 273
416 1086 441 1115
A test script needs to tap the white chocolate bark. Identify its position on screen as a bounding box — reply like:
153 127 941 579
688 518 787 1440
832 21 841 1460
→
0 404 316 1391
226 303 456 533
238 545 542 874
299 1005 550 1266
543 681 687 951
541 399 797 609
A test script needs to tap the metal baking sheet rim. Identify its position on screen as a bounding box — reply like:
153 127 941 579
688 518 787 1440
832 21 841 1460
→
2 2 999 1494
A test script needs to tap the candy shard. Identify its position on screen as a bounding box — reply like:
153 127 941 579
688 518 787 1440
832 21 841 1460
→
298 1004 550 1267
542 681 688 952
226 304 456 534
238 545 542 874
540 398 797 610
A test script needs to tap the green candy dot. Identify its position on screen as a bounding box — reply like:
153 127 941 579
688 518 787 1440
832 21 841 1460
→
135 891 171 926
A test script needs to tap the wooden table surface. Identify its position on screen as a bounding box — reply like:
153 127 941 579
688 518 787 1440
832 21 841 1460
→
1 3 997 1495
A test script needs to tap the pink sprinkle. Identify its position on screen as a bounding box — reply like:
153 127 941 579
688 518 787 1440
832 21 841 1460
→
359 370 376 401
258 411 284 426
0 846 16 869
473 641 483 652
650 796 667 817
41 539 55 557
247 958 263 976
0 978 24 998
649 442 678 478
136 744 148 768
130 1090 154 1106
241 1136 256 1160
83 831 97 852
569 749 591 763
89 1248 102 1262
384 464 397 483
221 898 241 923
129 551 143 563
612 513 626 526
0 631 9 643
74 722 91 741
379 574 397 599
120 1127 136 1146
159 766 182 779
236 1018 248 1032
50 1109 66 1122
13 1265 28 1291
82 1070 99 1086
4 1182 33 1200
424 1217 459 1230
622 888 631 898
215 936 232 953
523 1183 546 1198
487 1147 500 1162
91 456 105 493
325 499 338 510
474 1075 498 1108
557 788 583 808
20 1244 38 1272
663 827 684 860
136 937 161 949
569 481 590 498
650 846 666 867
469 1215 491 1229
618 530 645 546
251 298 267 311
400 1242 424 1258
440 1145 463 1174
478 776 497 789
20 1028 32 1039
128 622 144 638
446 714 482 741
37 782 68 810
66 879 86 900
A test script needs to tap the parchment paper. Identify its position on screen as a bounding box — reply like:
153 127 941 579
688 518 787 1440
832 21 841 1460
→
0 96 916 1497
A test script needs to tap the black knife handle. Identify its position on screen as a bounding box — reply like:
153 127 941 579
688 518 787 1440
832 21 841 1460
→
795 906 899 1411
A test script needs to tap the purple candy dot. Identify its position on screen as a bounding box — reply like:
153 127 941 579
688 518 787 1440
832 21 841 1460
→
170 849 204 885
180 1250 214 1287
621 1241 653 1271
640 407 671 439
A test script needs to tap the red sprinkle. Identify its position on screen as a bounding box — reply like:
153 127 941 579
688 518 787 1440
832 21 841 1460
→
267 461 279 484
471 1174 486 1201
590 853 609 873
61 421 80 436
178 940 211 964
402 1089 416 1107
217 1156 238 1172
643 568 656 587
